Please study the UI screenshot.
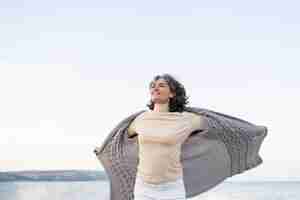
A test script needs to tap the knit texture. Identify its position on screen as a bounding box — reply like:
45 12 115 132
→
94 106 267 200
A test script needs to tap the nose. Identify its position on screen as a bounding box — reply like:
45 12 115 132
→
151 85 159 91
151 87 160 95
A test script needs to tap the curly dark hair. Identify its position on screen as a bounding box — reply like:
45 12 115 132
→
146 73 190 112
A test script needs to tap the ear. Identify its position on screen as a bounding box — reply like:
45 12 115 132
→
170 92 176 98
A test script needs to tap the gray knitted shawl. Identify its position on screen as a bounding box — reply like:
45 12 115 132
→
94 106 267 200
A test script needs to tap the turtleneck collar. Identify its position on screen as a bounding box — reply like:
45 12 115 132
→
153 102 170 112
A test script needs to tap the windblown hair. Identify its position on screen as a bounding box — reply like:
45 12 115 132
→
146 73 190 112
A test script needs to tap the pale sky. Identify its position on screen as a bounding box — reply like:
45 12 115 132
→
1 0 300 181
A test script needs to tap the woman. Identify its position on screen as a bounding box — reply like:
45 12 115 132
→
94 73 267 200
128 74 208 200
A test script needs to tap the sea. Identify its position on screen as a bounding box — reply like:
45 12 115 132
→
0 180 299 200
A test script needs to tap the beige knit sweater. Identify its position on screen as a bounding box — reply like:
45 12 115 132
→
127 110 206 184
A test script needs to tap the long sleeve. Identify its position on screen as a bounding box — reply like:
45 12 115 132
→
188 112 209 132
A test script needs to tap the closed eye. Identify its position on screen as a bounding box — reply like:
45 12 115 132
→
150 84 166 88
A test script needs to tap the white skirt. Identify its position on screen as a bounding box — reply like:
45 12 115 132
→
134 176 186 200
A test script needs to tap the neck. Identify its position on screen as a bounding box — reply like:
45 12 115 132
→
153 102 170 112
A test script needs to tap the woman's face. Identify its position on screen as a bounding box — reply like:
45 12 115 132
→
150 78 175 104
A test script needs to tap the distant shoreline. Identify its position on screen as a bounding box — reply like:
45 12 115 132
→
0 170 108 182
